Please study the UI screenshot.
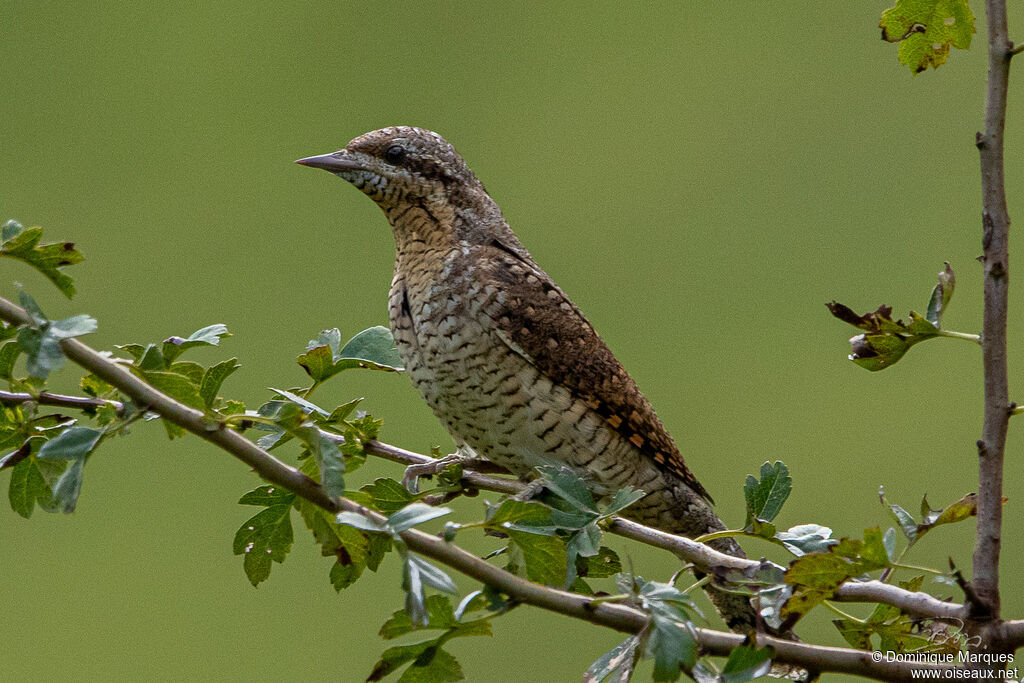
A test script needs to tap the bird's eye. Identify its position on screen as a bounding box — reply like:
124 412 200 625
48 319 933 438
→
385 145 406 164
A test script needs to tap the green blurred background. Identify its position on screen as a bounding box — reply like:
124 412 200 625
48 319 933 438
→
3 2 1023 681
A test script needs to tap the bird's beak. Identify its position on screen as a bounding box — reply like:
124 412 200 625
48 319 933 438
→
294 151 364 173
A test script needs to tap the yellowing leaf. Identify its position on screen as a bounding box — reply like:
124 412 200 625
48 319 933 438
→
880 0 975 74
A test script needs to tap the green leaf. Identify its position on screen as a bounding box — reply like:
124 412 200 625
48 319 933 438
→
404 555 458 625
337 511 388 532
646 614 697 683
270 387 330 417
8 454 64 518
505 529 567 586
302 428 345 498
880 0 975 74
199 357 240 408
536 464 598 513
484 499 553 527
0 340 22 379
15 296 97 378
327 396 363 423
51 457 85 513
233 504 293 586
827 301 943 371
362 477 416 514
880 486 918 542
583 635 640 683
296 344 334 382
721 644 775 682
916 492 978 539
579 546 622 579
339 325 404 370
162 324 230 363
138 370 204 410
743 461 791 524
80 373 114 398
37 426 103 461
298 326 404 383
389 503 452 533
603 486 646 517
1 224 84 298
238 485 295 507
776 524 837 556
926 263 955 326
367 641 463 683
783 554 855 620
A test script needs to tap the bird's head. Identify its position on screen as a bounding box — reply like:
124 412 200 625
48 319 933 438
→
296 126 485 211
298 127 524 255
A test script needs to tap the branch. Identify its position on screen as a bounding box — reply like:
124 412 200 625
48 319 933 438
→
0 377 965 622
0 294 968 680
972 0 1014 620
0 389 122 415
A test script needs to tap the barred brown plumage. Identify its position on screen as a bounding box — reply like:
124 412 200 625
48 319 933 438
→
296 126 791 644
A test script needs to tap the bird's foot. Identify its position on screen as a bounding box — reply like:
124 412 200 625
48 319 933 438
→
402 452 475 494
511 478 547 503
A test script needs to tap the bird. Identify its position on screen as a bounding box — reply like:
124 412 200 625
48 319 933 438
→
296 126 770 636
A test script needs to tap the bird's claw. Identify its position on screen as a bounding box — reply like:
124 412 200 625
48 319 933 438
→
402 453 466 494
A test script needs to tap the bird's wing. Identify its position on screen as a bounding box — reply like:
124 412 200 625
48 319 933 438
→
467 240 713 504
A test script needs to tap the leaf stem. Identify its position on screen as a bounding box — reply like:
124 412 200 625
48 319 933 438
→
935 329 982 344
823 601 867 625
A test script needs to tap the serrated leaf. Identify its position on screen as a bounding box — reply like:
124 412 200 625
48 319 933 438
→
139 370 204 409
362 478 416 514
827 301 945 371
367 641 463 683
484 499 553 527
647 614 697 683
536 464 598 514
580 547 622 579
296 344 335 382
743 461 791 523
162 324 230 363
603 486 646 517
36 426 102 461
199 357 240 408
80 373 114 398
776 524 837 556
233 504 293 586
880 487 919 542
583 635 640 683
880 0 975 74
505 529 567 586
327 396 363 423
388 503 452 533
298 326 404 382
1 225 84 298
8 454 64 518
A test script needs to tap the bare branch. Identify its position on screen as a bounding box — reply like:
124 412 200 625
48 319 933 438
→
0 389 122 415
972 0 1014 621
